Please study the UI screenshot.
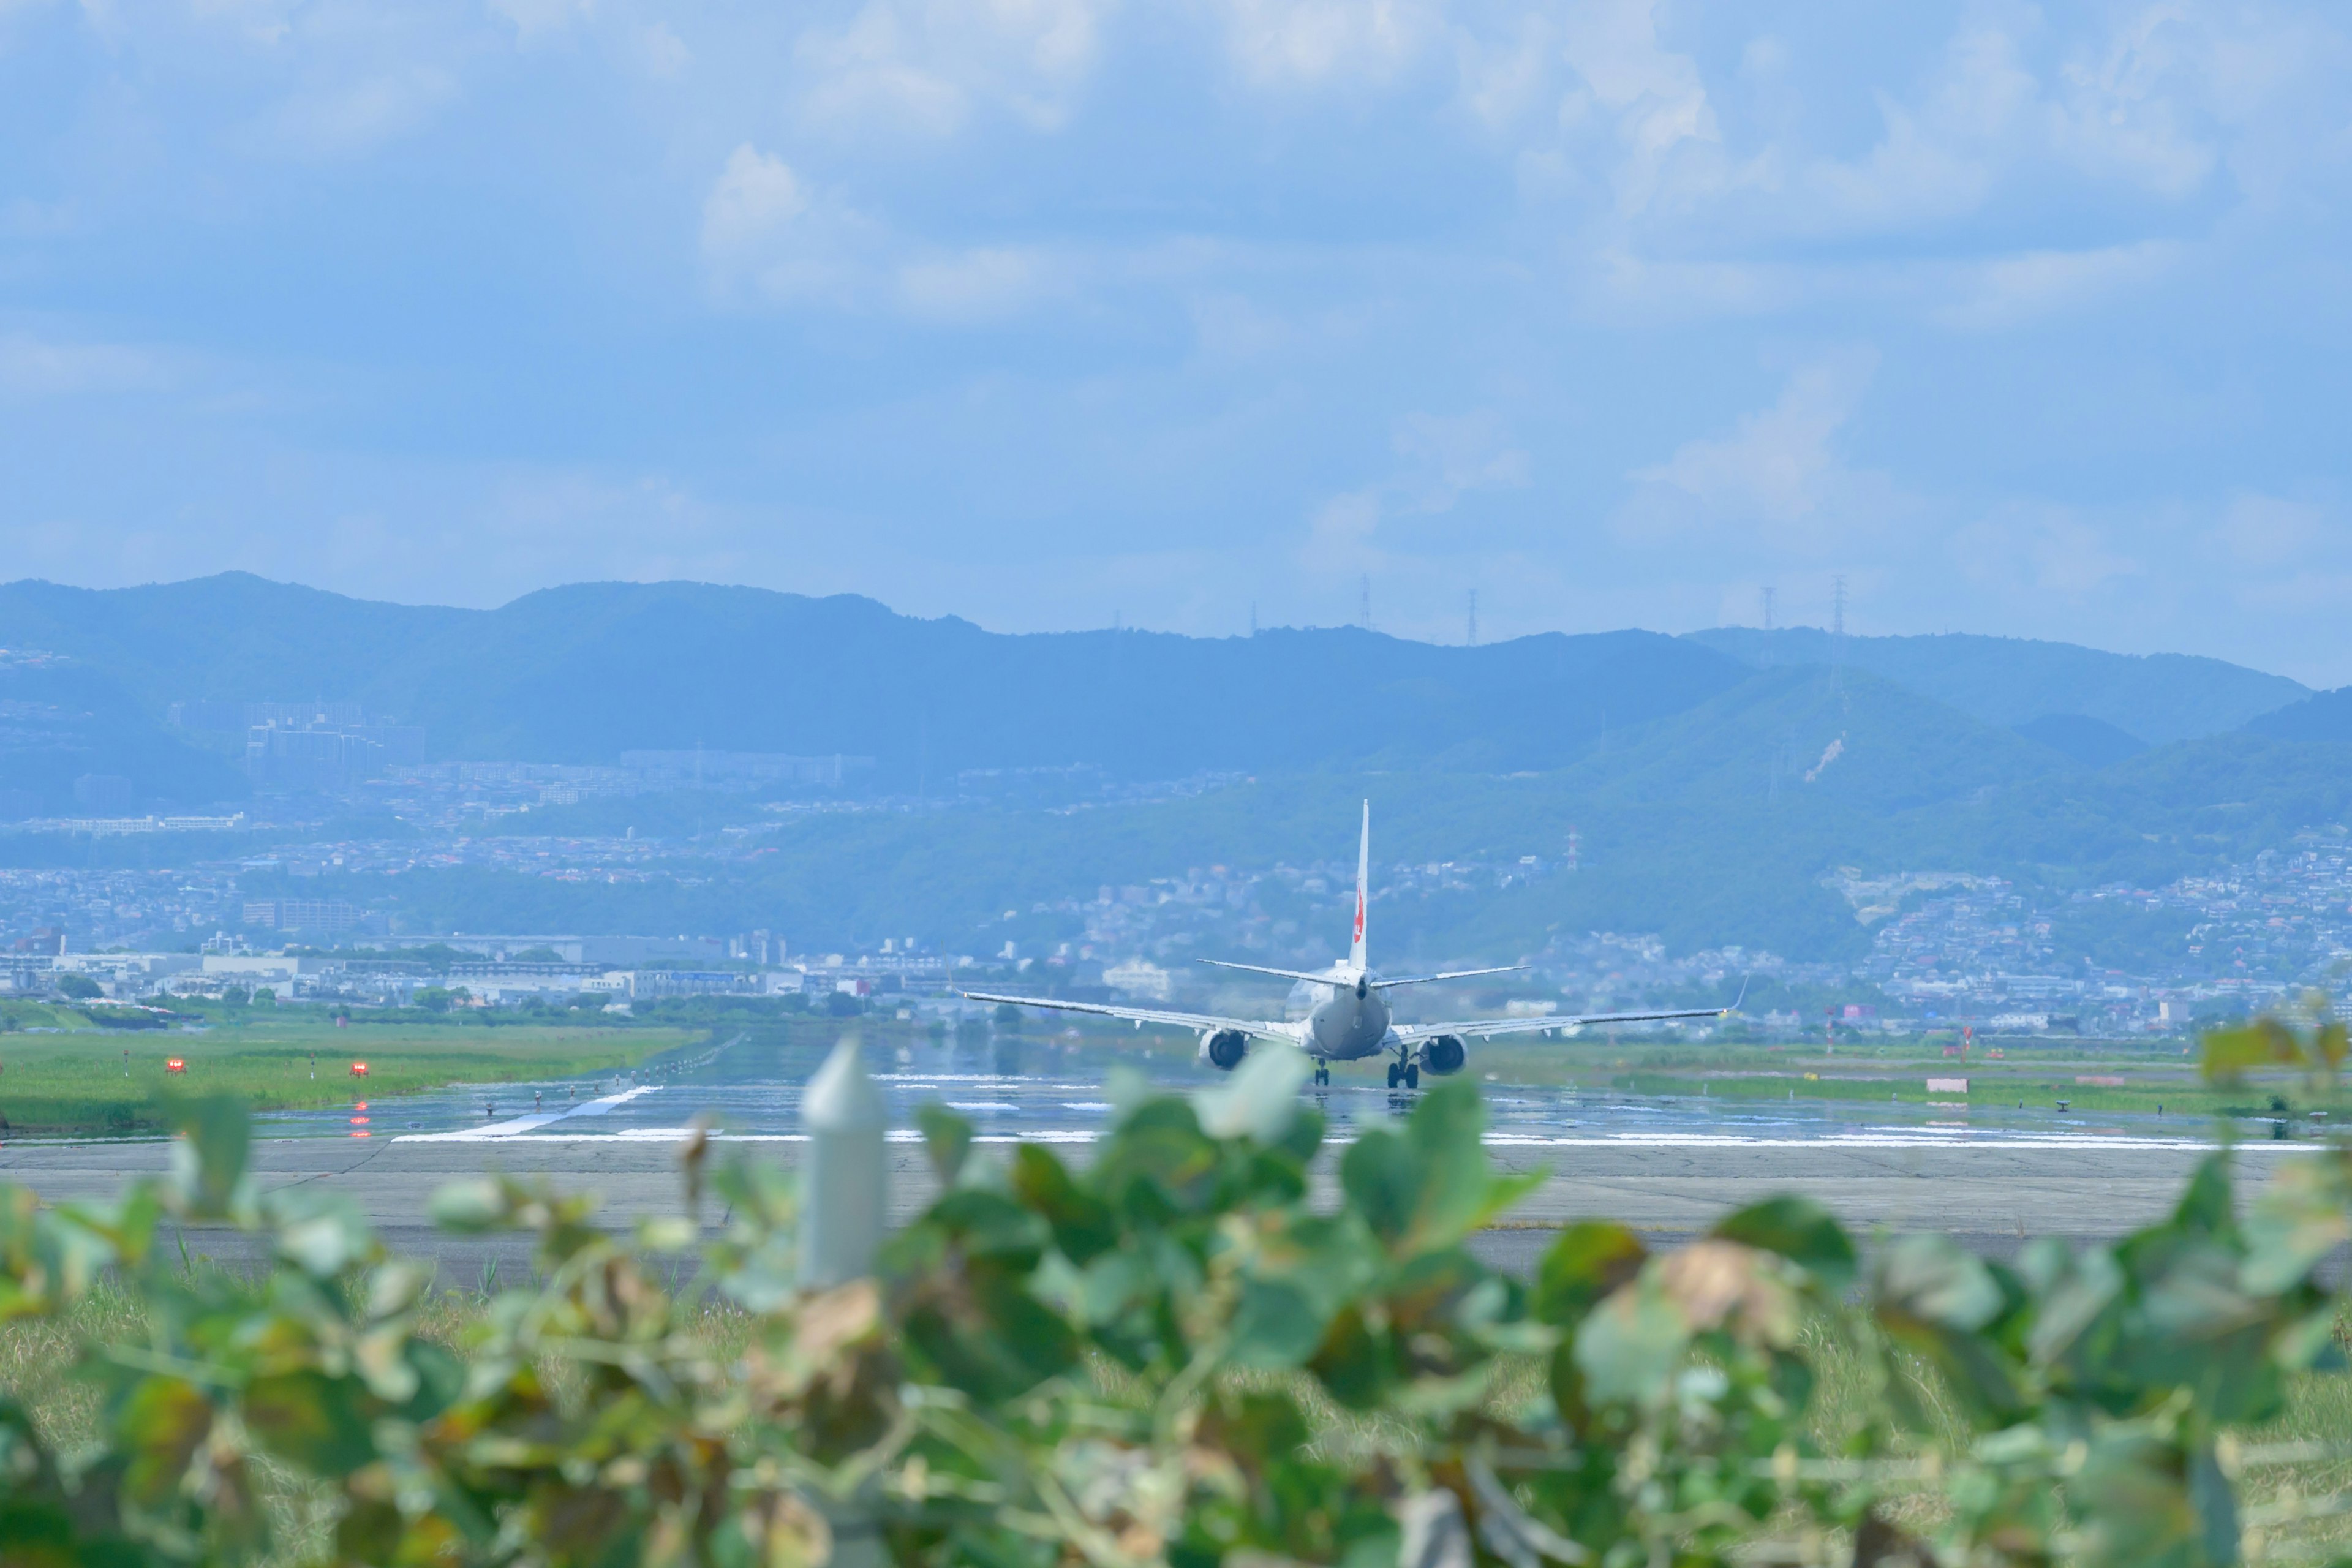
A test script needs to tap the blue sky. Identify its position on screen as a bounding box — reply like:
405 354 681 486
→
4 2 2351 681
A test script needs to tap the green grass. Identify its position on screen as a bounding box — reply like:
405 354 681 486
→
0 1018 693 1136
0 998 106 1033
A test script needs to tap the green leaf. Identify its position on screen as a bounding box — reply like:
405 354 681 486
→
243 1370 380 1477
2026 1245 2125 1370
428 1178 513 1232
112 1375 213 1506
2242 1148 2352 1294
918 1102 974 1188
1308 1303 1390 1410
1009 1144 1118 1264
398 1341 466 1423
1573 1275 1687 1407
1229 1276 1327 1369
1530 1221 1646 1327
2072 1431 2215 1568
271 1192 378 1278
711 1152 797 1230
167 1095 250 1219
1711 1196 1856 1293
1872 1235 2022 1420
1403 1080 1498 1249
1193 1046 1310 1142
2201 1019 2298 1083
2168 1156 2238 1243
1339 1129 1418 1247
1875 1234 2003 1332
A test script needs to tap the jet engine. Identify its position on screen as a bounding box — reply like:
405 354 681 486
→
1199 1028 1250 1071
1417 1035 1467 1076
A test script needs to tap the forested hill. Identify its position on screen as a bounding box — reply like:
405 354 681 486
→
1685 627 2307 743
0 575 2313 782
0 575 1743 779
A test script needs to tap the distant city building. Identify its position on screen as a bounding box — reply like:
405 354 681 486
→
243 899 363 934
618 750 875 790
246 719 426 791
1102 957 1172 1001
168 700 426 790
632 969 755 998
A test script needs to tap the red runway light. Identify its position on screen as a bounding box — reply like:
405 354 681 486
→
165 1058 186 1073
350 1062 369 1076
349 1116 369 1125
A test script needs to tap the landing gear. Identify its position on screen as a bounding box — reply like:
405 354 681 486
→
1314 1063 1330 1087
1386 1063 1401 1089
1405 1063 1420 1089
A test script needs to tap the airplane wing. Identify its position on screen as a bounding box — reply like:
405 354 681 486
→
1368 964 1525 989
1390 1003 1735 1044
962 991 1305 1043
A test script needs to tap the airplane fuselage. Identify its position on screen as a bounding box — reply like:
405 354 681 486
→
1304 978 1394 1061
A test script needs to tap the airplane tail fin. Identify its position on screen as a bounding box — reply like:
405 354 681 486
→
1349 800 1370 971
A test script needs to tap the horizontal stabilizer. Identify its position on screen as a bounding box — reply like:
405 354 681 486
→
1369 964 1524 989
1196 958 1348 987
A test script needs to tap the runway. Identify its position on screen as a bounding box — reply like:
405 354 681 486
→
0 1036 2312 1282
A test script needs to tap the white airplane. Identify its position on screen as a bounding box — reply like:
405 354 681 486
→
963 801 1740 1087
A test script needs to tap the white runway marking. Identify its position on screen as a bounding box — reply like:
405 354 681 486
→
394 1085 660 1142
396 1117 2313 1154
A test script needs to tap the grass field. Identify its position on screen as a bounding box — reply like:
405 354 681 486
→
0 1018 694 1136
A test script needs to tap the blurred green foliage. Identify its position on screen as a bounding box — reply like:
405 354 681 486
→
2 1033 2352 1564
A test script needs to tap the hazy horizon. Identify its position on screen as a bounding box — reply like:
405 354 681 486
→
7 4 2351 679
0 567 2325 690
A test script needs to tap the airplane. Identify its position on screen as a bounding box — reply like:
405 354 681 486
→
962 801 1741 1088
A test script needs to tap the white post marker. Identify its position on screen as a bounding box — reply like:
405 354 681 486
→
799 1036 889 1568
800 1035 888 1289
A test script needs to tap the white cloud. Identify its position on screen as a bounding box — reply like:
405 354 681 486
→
1620 349 1892 551
1392 410 1527 508
1948 503 2144 598
2049 3 2217 198
1217 0 1434 88
701 144 809 257
699 145 1080 317
636 21 690 78
1556 0 1723 216
795 0 1109 137
699 144 886 304
263 63 462 157
485 0 593 45
1931 239 2182 330
0 334 168 399
1298 409 1528 579
895 246 1066 320
1303 486 1382 573
2213 492 2325 570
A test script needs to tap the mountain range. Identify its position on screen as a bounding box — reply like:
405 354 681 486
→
7 573 2352 965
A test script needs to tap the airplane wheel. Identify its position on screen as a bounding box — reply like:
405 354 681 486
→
1386 1063 1400 1089
1405 1063 1420 1089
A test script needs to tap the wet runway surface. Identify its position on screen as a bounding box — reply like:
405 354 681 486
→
243 1031 2219 1153
5 1032 2310 1280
